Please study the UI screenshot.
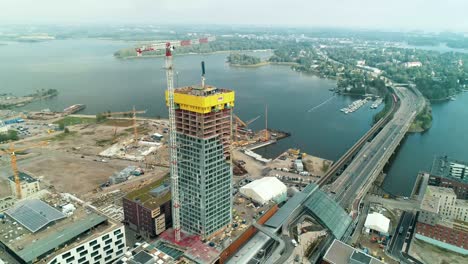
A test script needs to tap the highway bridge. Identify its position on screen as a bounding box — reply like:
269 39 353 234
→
227 86 425 264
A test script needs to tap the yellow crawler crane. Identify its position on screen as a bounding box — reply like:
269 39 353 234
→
0 141 48 199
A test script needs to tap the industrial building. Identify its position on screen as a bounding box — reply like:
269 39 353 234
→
166 84 235 239
239 177 287 205
8 172 40 198
0 197 126 264
322 239 385 264
123 178 172 239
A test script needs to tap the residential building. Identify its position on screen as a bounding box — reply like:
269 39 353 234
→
425 186 468 222
322 239 385 264
166 84 234 239
123 178 172 238
0 197 126 264
415 185 468 255
8 172 40 198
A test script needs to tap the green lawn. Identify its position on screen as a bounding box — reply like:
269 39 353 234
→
54 116 96 127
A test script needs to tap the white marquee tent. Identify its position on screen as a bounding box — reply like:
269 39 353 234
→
239 177 287 205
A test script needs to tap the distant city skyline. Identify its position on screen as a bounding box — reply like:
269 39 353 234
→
1 0 468 32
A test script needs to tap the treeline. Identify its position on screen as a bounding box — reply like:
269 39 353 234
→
227 53 261 65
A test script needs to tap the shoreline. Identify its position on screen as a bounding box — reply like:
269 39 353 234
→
115 49 273 60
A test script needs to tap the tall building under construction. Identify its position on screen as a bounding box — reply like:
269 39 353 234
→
166 83 235 239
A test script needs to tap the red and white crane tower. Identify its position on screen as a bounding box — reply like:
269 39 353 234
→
136 36 215 242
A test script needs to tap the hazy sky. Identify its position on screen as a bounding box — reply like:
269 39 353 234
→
1 0 467 31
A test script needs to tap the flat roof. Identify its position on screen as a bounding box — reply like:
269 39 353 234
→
0 193 119 264
323 239 384 264
125 176 171 210
427 185 456 196
7 172 38 184
5 199 66 233
17 214 107 263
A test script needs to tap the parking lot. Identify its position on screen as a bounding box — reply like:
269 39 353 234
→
8 120 58 139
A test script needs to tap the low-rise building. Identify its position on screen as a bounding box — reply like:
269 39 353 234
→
123 178 172 239
294 159 304 172
8 172 40 198
415 185 468 255
425 186 468 222
0 196 126 264
431 155 468 183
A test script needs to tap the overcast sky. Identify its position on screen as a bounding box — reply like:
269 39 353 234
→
1 0 467 31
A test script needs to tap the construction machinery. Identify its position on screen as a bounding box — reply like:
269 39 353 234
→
0 141 48 199
136 36 215 242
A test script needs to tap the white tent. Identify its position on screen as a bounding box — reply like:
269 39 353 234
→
364 212 390 234
239 177 287 205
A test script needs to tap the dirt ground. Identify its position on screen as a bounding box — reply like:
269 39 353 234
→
0 178 11 197
358 233 397 264
301 155 333 177
22 152 136 196
409 238 466 264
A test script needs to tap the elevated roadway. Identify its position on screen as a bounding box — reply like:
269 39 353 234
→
331 86 424 212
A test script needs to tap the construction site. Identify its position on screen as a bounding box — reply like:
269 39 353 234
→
0 36 336 264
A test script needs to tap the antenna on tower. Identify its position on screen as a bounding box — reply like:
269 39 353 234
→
201 61 206 88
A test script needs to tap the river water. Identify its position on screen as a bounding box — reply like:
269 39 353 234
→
1 39 467 196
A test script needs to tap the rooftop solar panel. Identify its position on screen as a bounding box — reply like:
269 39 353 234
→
6 199 66 233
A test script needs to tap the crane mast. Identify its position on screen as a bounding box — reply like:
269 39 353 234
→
136 36 215 242
165 43 182 242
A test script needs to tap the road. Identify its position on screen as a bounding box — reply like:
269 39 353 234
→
331 86 425 213
365 195 421 211
388 211 420 263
